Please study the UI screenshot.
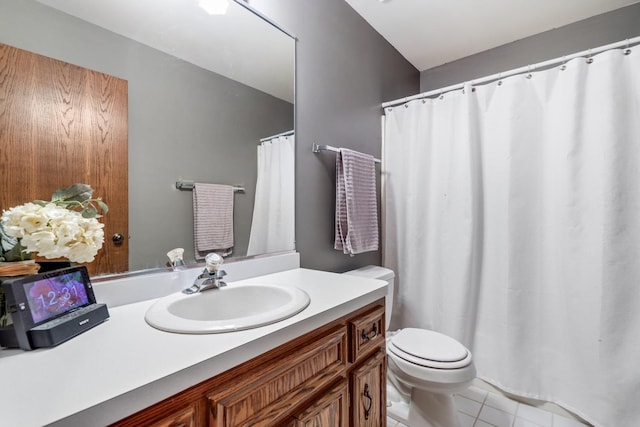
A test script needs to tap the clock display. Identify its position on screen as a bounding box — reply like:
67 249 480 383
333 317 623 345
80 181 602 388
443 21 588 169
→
24 270 90 324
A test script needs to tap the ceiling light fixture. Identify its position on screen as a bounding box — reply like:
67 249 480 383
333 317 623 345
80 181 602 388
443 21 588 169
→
198 0 229 15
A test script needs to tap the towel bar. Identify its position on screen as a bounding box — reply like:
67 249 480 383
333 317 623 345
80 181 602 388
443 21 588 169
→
312 143 381 164
176 180 244 193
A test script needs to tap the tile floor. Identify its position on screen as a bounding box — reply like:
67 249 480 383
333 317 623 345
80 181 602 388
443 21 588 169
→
386 384 590 427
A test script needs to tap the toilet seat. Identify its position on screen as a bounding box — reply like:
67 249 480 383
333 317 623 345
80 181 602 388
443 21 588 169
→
388 328 472 369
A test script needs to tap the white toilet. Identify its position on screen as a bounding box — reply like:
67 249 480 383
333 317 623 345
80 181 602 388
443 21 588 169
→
344 266 476 427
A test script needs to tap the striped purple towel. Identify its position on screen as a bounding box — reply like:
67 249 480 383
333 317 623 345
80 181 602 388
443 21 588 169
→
193 183 234 259
335 148 379 255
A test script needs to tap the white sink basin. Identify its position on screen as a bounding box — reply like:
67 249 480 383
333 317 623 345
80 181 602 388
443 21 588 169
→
144 283 310 334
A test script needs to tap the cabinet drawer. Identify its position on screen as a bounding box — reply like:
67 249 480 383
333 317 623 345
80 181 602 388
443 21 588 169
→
208 326 348 427
348 305 384 363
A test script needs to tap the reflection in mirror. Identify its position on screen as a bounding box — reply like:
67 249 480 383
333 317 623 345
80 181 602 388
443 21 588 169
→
0 0 295 276
247 131 295 256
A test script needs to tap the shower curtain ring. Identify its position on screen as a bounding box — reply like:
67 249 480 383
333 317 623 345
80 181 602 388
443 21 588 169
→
586 49 594 64
560 56 567 71
624 39 632 55
497 73 503 86
526 65 532 79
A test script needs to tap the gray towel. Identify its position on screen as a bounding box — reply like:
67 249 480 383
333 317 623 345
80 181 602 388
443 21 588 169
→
193 183 234 259
335 148 379 255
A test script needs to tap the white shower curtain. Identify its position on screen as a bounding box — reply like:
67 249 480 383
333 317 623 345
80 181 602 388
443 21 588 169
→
247 134 295 256
384 48 640 426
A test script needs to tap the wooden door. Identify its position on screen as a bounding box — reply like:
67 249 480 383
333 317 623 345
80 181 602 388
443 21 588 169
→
0 42 128 275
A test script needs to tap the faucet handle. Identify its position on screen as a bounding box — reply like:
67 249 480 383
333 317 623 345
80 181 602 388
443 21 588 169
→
205 252 224 272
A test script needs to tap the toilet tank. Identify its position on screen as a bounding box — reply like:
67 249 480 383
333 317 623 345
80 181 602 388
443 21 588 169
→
343 265 395 330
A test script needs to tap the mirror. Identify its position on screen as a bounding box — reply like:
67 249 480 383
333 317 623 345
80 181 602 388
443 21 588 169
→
0 0 295 275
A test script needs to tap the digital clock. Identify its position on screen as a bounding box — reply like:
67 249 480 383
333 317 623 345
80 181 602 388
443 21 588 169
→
23 270 90 324
0 266 109 350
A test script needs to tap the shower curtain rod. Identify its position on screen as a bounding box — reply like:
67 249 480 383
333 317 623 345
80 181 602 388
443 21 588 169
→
259 130 294 143
382 36 640 109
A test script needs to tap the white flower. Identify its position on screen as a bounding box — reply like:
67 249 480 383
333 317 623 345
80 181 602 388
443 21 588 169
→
1 202 105 263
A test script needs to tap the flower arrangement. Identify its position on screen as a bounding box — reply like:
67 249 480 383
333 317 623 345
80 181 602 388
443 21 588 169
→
1 184 108 264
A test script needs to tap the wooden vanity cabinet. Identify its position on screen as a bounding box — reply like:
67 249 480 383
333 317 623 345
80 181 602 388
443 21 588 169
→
111 299 386 427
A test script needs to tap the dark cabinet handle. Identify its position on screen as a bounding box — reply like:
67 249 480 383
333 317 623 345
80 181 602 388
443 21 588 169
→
112 233 124 244
363 383 372 420
361 323 378 342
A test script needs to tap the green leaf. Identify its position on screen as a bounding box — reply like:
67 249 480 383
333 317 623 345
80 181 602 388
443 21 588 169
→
96 200 109 215
51 183 93 204
3 240 32 261
33 200 48 207
81 207 98 218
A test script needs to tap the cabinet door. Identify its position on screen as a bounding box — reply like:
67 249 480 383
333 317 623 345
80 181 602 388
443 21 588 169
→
291 380 348 427
148 405 197 427
350 350 386 427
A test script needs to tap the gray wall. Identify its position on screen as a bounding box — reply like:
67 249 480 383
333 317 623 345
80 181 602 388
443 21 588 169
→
0 0 293 271
421 3 640 92
250 0 420 272
260 0 640 273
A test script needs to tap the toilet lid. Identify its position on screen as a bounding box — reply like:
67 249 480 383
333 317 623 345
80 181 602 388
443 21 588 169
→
389 328 471 369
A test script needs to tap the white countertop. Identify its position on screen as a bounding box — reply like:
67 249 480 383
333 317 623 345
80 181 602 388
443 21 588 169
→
0 267 387 427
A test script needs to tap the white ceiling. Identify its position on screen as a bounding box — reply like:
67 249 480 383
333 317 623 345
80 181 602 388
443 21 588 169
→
36 0 295 102
345 0 639 71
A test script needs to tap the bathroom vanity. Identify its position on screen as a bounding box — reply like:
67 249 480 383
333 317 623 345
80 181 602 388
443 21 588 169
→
113 300 386 427
0 256 387 427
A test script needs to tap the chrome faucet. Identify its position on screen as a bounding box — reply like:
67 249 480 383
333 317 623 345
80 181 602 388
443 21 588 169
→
182 253 227 294
166 248 186 270
183 269 227 294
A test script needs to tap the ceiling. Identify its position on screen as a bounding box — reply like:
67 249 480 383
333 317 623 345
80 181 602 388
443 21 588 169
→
36 0 295 102
345 0 639 71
